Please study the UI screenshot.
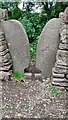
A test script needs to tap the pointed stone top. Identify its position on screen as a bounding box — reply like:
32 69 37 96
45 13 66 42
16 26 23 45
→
59 12 64 18
0 9 8 21
63 7 68 23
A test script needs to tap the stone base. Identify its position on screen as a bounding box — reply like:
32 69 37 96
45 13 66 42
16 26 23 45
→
52 81 68 87
59 43 68 50
52 67 68 74
0 71 12 80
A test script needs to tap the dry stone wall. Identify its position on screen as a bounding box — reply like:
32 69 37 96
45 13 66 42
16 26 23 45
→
52 7 68 87
0 27 12 80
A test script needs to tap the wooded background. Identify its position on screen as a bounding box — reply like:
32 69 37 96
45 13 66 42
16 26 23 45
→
0 0 68 60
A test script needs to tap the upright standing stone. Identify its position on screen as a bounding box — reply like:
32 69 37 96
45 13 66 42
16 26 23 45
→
52 7 68 87
1 20 30 74
36 17 61 78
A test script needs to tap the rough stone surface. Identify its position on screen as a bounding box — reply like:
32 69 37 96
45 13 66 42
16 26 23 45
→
52 66 67 74
52 8 68 87
63 7 68 24
0 8 8 21
0 8 2 20
52 81 68 87
0 30 12 80
56 50 68 66
1 20 30 73
36 18 61 78
59 43 68 50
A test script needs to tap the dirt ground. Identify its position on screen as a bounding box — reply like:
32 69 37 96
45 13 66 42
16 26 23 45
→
0 76 68 119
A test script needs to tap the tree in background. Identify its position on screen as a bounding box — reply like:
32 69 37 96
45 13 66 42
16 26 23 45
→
0 0 22 19
0 0 68 60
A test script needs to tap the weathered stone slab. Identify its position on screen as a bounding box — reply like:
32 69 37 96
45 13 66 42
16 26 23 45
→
0 71 11 80
0 38 5 42
67 74 68 79
63 7 68 24
61 39 68 44
61 34 68 39
0 8 8 21
61 24 68 30
52 78 68 82
2 58 12 63
52 81 68 87
60 29 68 37
0 49 9 56
0 26 12 80
0 59 12 67
59 43 68 50
2 53 11 61
52 72 64 78
59 12 64 22
1 20 30 73
36 18 61 77
52 67 68 74
0 32 4 36
55 63 68 70
0 56 2 63
56 51 68 66
0 44 7 52
56 60 68 66
0 64 12 71
0 8 2 20
56 56 68 66
0 41 6 46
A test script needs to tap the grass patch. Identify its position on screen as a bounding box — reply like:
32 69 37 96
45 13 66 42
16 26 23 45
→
28 100 33 107
12 71 26 81
49 84 61 97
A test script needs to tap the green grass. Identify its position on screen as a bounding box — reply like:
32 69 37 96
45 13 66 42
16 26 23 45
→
49 85 61 97
28 100 32 107
12 71 26 80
